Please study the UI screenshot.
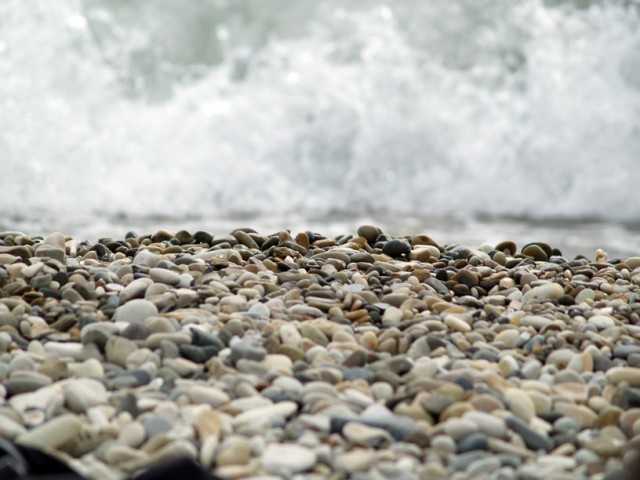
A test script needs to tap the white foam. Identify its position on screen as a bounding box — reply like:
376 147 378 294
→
1 0 639 227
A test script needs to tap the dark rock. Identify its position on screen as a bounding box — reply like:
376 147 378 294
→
179 344 220 363
457 432 489 453
121 322 149 341
193 231 213 245
506 415 553 451
341 367 375 382
424 277 450 295
454 270 479 288
382 239 411 258
117 393 140 418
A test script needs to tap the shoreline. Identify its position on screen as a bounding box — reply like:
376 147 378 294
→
1 226 640 479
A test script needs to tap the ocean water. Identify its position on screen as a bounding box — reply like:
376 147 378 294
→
1 0 640 257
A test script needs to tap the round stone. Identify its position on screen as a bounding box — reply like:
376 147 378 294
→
105 336 138 367
114 299 158 324
494 329 520 348
357 225 381 245
382 239 411 258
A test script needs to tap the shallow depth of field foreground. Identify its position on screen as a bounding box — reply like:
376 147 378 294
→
1 227 640 479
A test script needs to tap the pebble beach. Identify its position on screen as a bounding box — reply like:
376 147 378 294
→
1 226 640 480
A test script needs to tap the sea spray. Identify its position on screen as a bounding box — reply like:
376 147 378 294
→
1 0 639 228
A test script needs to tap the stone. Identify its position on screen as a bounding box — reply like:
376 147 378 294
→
588 315 615 330
457 432 489 453
63 378 108 413
132 250 160 267
217 436 252 466
34 245 64 262
114 299 158 324
120 278 153 303
466 456 501 477
431 434 457 453
230 337 267 365
522 283 564 304
505 388 536 422
444 315 471 333
233 401 298 428
105 336 138 367
17 414 83 451
382 239 411 257
464 410 507 438
343 421 392 448
142 415 174 438
607 367 640 387
149 268 181 286
494 329 520 348
194 408 223 442
261 444 316 473
505 415 553 452
334 448 377 473
444 418 479 440
118 421 146 448
43 342 85 360
186 386 230 407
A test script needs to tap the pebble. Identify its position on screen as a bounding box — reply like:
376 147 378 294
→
607 367 640 386
494 329 521 348
464 410 507 438
506 415 554 452
522 283 564 303
17 414 83 451
113 299 159 324
149 268 181 286
444 315 471 333
105 336 138 367
63 378 108 413
0 228 637 479
505 388 536 422
261 444 316 473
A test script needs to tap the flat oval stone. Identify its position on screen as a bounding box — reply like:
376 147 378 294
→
464 410 507 438
522 283 564 304
233 401 298 427
588 315 615 330
457 432 489 453
120 278 153 303
505 388 536 422
505 415 553 452
444 418 479 440
494 329 520 348
114 299 158 324
150 268 181 286
261 443 316 473
607 367 640 387
445 315 471 333
17 414 83 451
357 225 381 245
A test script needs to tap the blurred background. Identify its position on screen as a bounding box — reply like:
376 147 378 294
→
1 0 639 257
